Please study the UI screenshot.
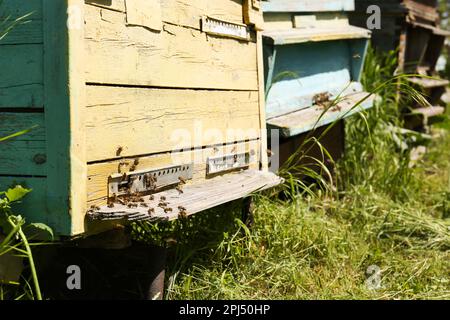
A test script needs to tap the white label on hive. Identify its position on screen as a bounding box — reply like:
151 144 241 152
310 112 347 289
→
207 153 251 175
201 16 250 41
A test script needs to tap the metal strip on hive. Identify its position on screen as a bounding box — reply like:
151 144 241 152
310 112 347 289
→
201 16 251 41
108 163 193 197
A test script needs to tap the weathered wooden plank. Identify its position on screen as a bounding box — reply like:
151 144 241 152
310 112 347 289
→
262 0 355 12
0 0 42 19
0 141 46 176
0 84 43 109
0 177 49 226
44 0 87 236
0 44 43 108
267 92 375 137
256 32 268 171
85 0 244 29
0 112 45 139
0 112 46 176
0 20 43 44
84 5 258 90
88 170 282 222
85 86 261 161
87 140 261 204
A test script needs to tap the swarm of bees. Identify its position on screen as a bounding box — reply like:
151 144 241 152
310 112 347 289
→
97 173 190 221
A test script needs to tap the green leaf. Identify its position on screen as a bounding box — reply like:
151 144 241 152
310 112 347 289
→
27 223 54 240
5 185 32 202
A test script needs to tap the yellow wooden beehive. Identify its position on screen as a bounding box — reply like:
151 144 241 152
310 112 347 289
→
0 0 281 237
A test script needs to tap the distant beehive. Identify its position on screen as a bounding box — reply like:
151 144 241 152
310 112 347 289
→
0 0 281 237
261 0 374 167
350 0 450 129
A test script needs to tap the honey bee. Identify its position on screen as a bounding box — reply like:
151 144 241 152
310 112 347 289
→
149 195 155 201
178 177 186 184
160 196 166 201
176 186 184 194
164 207 173 213
178 210 188 219
107 202 114 208
129 165 136 172
140 203 148 208
116 146 123 156
158 202 168 208
133 158 140 166
117 198 126 206
127 203 138 208
90 205 101 211
178 206 186 211
148 208 155 215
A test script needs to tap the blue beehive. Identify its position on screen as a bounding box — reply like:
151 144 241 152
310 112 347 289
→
262 0 374 144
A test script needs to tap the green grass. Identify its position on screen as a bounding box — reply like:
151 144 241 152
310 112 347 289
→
135 126 448 300
132 47 450 300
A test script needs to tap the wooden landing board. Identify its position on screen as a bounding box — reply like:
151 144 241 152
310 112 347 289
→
85 86 261 162
87 170 282 222
407 77 450 89
84 4 258 90
411 106 445 118
441 89 450 104
87 140 261 204
262 0 355 13
263 24 370 45
267 92 375 138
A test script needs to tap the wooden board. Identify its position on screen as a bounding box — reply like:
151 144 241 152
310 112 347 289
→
0 44 43 108
87 140 261 204
0 0 42 19
0 20 43 45
0 0 43 45
267 92 375 137
84 4 258 90
263 25 370 45
87 170 282 223
0 113 46 176
43 0 87 236
85 0 244 30
262 0 355 12
85 86 261 161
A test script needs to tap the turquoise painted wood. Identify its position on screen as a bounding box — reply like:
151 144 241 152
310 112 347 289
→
0 44 44 108
262 0 355 12
42 0 73 236
0 0 67 235
262 0 372 137
0 177 49 227
0 113 46 176
264 38 369 119
265 40 367 119
0 0 42 19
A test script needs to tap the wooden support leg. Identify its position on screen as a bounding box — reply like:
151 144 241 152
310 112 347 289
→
140 244 167 300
